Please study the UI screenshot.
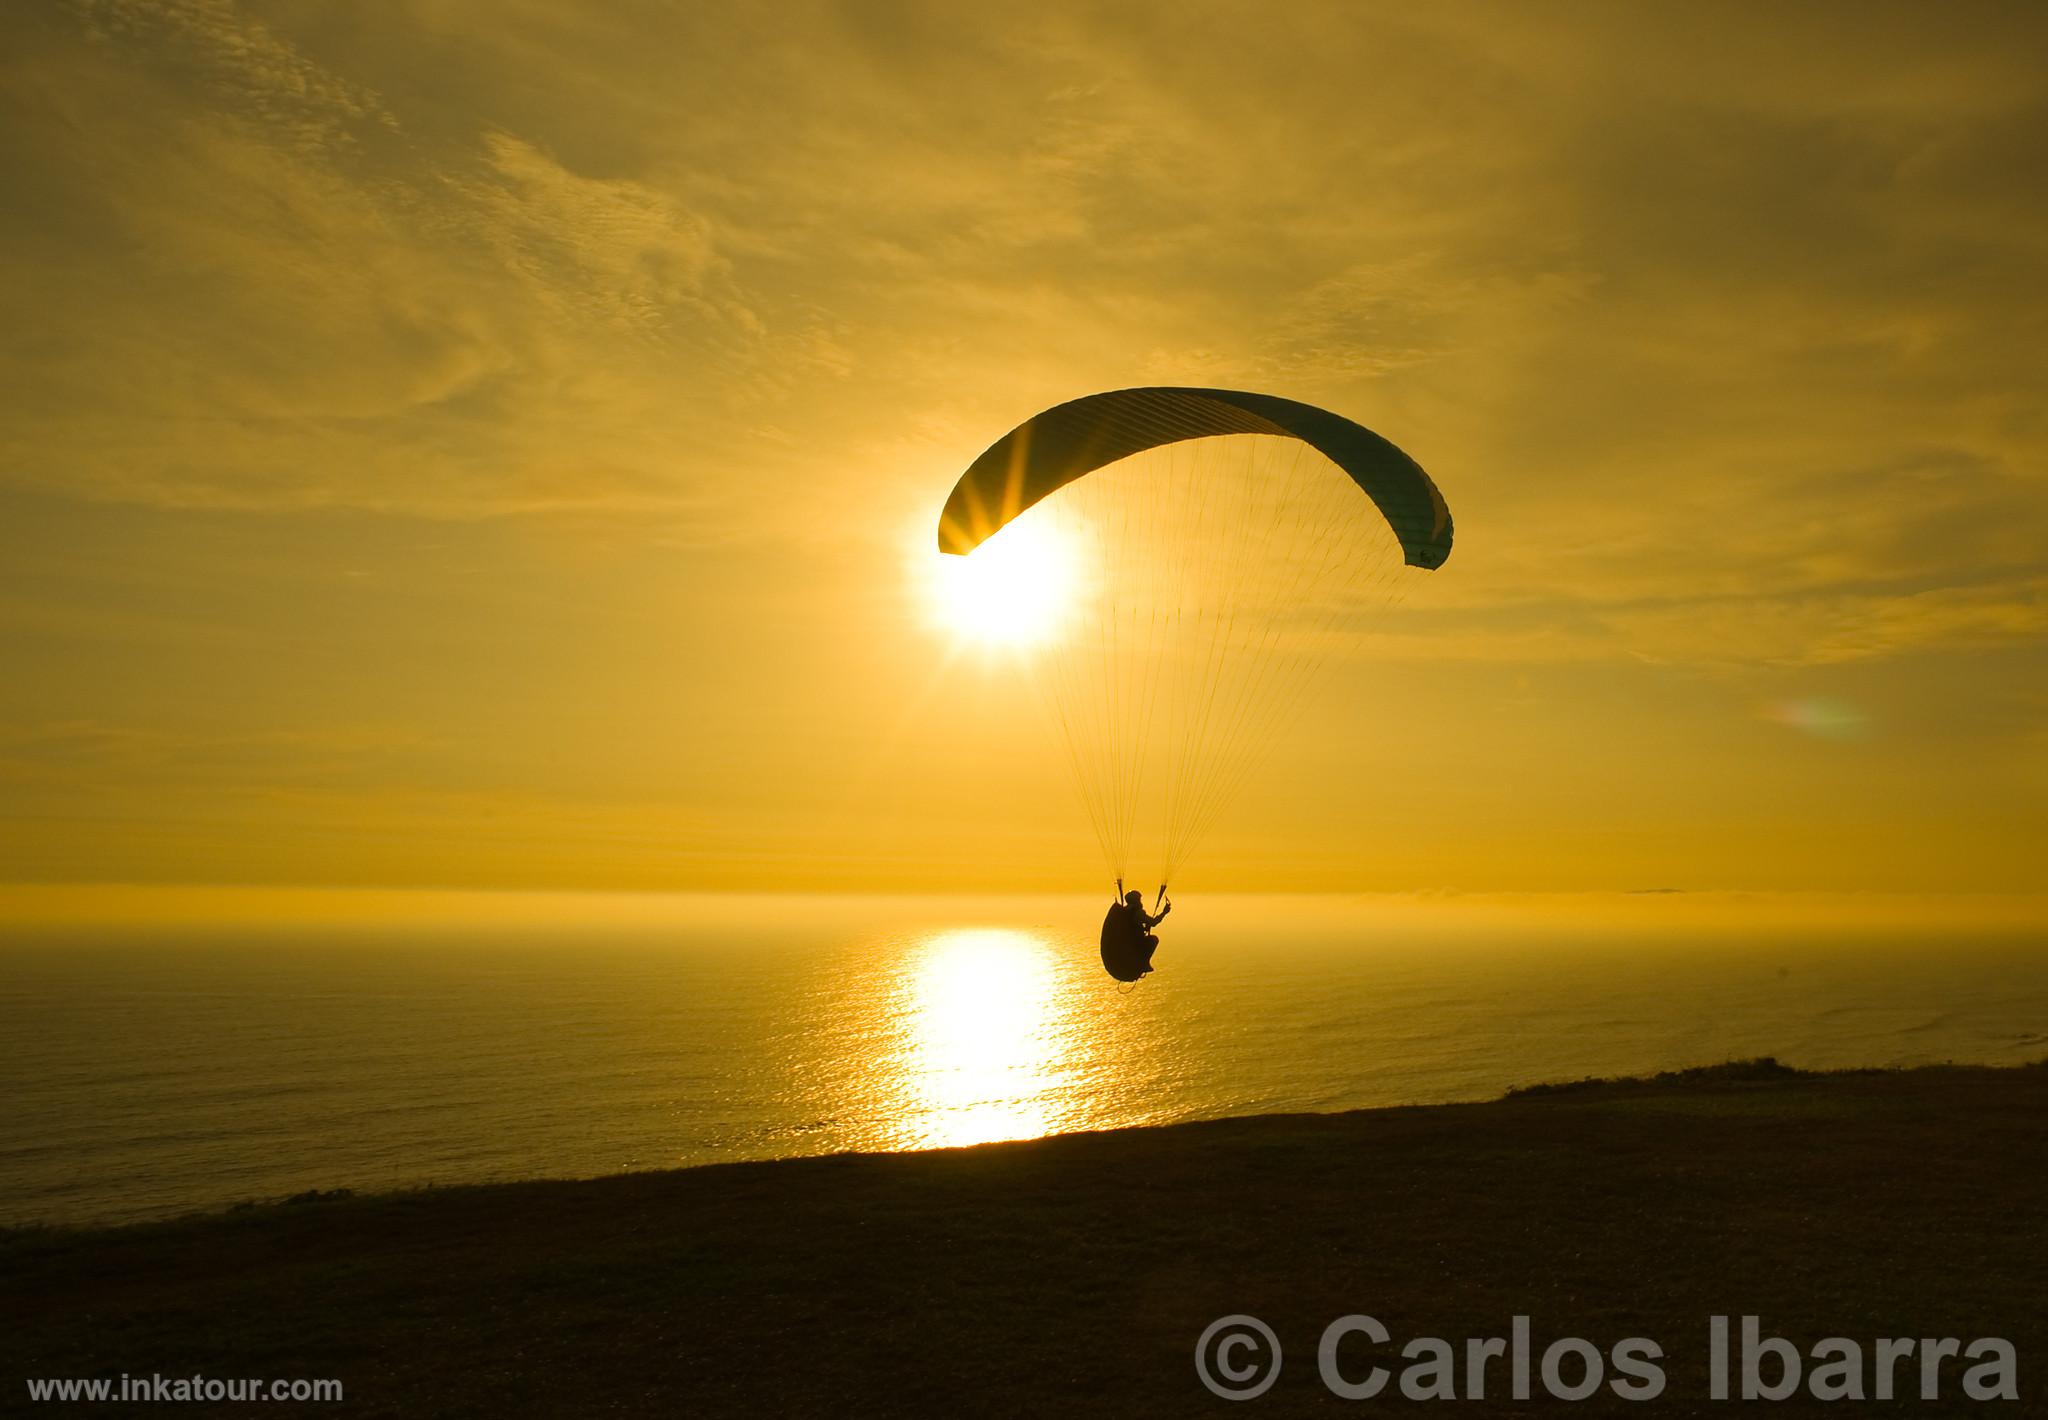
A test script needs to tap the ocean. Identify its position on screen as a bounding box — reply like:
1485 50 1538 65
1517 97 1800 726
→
3 892 2043 1228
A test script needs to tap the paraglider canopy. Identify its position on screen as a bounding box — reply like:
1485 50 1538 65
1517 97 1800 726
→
931 385 1454 901
937 386 1453 569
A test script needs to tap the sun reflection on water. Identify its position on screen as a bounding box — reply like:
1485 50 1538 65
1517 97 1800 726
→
884 928 1079 1149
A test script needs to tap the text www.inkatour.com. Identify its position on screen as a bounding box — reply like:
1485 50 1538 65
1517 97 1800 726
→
27 1374 342 1403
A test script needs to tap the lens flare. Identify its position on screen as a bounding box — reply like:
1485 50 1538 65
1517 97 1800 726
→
1764 697 1867 739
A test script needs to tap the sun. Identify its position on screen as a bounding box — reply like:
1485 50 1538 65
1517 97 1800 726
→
929 518 1074 648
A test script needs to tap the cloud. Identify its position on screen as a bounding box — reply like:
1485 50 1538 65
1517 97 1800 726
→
0 718 427 791
64 0 397 153
3 2 2045 893
2 0 2044 670
1 3 792 520
448 131 746 339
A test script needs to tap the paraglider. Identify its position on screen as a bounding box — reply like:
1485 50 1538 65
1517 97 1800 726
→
935 387 1454 983
1100 880 1171 982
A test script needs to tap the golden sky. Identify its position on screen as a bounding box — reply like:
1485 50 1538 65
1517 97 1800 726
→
1 1 2043 894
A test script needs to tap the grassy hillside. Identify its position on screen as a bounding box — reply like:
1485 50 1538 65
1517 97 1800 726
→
6 1061 2043 1415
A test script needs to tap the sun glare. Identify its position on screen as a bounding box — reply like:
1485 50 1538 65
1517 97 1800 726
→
930 520 1074 648
889 928 1074 1149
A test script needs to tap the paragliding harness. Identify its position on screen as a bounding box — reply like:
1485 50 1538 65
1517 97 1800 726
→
1101 883 1168 992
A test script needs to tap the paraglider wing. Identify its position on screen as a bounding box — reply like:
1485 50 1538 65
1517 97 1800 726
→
936 386 1453 569
930 384 1457 895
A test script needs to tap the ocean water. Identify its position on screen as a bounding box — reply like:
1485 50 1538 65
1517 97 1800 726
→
2 893 2044 1228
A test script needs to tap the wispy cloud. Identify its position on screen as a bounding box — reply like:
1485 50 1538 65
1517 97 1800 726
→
64 0 397 152
11 3 2041 571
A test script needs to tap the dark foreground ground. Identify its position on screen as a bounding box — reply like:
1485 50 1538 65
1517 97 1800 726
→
5 1061 2043 1416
